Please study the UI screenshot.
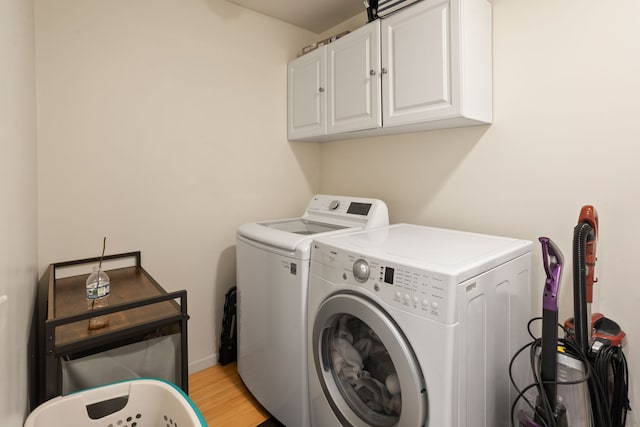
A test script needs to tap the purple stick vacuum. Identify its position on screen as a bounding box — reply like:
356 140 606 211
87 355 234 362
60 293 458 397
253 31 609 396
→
519 237 568 427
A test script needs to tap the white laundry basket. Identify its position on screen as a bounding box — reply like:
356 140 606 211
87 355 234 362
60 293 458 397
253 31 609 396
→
25 379 206 427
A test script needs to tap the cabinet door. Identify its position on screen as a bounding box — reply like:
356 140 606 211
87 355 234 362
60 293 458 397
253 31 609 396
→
381 0 460 127
288 47 327 140
327 21 381 134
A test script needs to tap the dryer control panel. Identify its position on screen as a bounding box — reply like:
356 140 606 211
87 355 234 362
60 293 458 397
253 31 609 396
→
312 242 457 325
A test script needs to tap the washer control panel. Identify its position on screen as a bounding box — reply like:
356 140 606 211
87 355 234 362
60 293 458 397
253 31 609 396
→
302 195 389 229
304 195 386 220
306 196 371 216
312 242 457 324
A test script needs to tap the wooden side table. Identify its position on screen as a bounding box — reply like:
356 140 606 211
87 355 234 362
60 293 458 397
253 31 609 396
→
34 251 189 404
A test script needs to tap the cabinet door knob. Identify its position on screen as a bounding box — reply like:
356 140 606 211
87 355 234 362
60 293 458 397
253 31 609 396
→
370 69 376 76
381 68 388 74
318 87 325 92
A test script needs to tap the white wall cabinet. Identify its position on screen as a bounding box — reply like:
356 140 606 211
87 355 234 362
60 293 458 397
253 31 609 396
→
287 0 492 142
327 21 381 134
287 47 326 140
287 22 380 140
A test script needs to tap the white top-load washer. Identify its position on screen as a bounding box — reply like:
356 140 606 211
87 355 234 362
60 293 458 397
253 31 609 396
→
236 195 389 427
307 224 533 427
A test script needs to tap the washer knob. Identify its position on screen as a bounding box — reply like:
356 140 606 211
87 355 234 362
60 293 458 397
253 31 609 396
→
329 200 340 210
353 259 370 283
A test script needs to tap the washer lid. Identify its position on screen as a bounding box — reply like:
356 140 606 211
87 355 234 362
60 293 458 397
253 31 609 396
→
237 195 389 254
238 221 353 255
261 218 347 235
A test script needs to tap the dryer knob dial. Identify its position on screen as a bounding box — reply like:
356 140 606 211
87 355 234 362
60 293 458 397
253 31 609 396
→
353 259 370 283
329 200 340 210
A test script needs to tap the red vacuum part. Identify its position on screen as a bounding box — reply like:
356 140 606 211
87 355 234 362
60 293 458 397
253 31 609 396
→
591 312 626 347
564 313 626 348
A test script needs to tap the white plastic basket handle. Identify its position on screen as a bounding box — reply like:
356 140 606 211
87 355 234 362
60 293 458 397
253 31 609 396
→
75 381 134 419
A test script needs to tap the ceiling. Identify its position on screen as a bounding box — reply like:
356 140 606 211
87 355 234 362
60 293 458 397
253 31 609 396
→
225 0 365 33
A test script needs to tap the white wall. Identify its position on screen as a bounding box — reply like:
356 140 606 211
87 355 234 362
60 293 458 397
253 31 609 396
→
320 0 640 424
0 0 38 426
35 0 319 373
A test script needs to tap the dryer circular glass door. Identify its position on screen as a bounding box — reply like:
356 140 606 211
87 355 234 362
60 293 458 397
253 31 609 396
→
312 292 428 427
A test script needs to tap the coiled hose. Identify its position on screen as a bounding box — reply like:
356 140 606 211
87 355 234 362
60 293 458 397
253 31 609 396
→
572 222 593 356
572 222 609 426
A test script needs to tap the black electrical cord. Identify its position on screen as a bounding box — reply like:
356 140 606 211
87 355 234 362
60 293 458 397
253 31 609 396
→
509 318 592 427
510 339 554 427
510 319 632 427
593 343 630 426
589 363 612 427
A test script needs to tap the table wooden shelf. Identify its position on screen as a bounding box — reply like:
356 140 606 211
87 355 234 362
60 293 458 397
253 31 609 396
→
32 251 189 405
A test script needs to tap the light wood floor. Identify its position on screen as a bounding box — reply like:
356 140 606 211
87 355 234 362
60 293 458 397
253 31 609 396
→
189 362 271 426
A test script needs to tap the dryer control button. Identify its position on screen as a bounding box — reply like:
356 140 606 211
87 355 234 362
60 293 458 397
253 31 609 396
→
353 259 369 282
329 200 340 210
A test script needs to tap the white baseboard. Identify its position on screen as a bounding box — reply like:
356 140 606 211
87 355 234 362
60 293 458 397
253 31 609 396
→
189 354 217 375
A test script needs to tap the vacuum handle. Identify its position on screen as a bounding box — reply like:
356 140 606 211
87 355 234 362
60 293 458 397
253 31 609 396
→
537 237 568 427
540 237 564 311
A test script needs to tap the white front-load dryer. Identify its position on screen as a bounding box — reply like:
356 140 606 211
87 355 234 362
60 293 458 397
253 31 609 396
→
236 195 388 427
308 224 533 426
